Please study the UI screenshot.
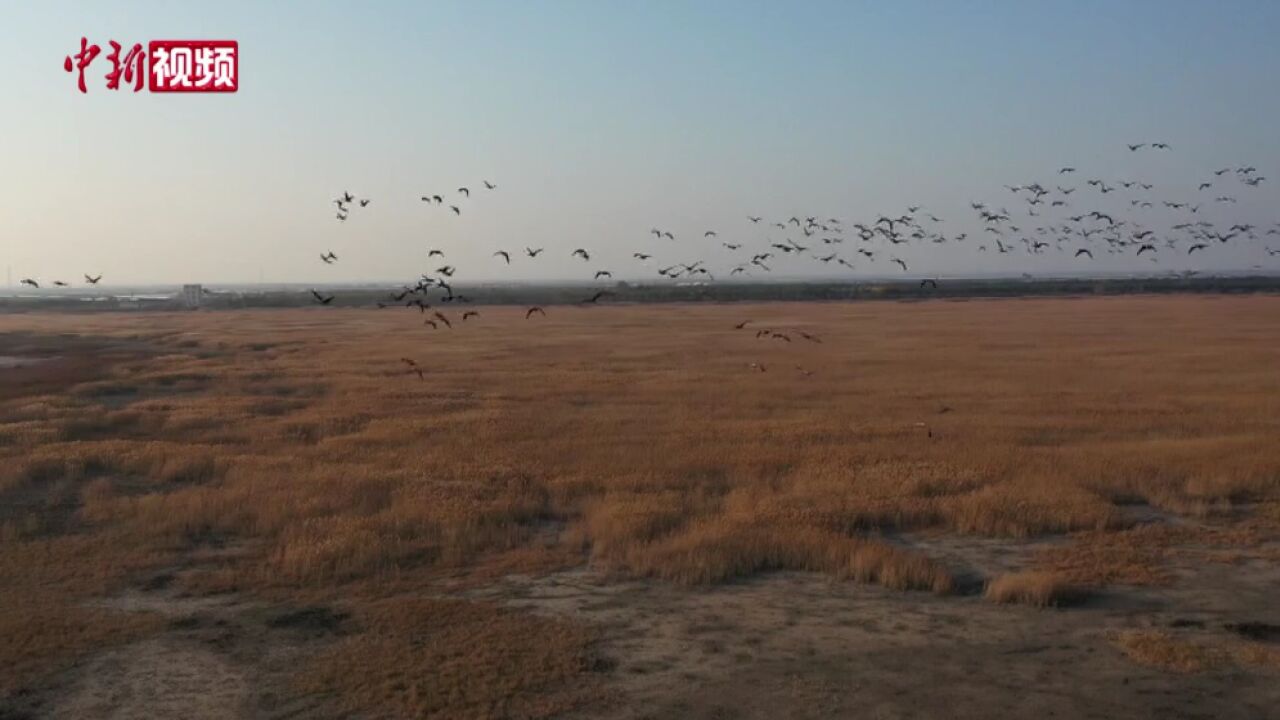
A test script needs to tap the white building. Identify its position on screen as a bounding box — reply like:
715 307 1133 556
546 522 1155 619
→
181 284 203 309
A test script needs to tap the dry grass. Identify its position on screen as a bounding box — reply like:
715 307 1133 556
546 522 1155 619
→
1111 629 1280 675
1111 630 1227 673
2 295 1280 714
299 598 603 719
984 571 1086 607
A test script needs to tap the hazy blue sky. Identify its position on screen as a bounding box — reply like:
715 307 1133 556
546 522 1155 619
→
2 1 1278 285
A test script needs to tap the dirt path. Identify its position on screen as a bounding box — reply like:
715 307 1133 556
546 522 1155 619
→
464 560 1280 720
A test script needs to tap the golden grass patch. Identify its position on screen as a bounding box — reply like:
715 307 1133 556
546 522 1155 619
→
984 571 1087 607
1111 630 1226 673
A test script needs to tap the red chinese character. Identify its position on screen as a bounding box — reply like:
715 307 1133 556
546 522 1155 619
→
63 37 101 94
104 41 145 92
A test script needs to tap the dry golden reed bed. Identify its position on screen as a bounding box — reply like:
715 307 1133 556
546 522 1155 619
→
2 295 1279 716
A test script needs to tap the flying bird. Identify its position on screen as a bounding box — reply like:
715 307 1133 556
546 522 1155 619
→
483 180 496 189
84 274 101 284
310 289 334 305
526 306 546 319
571 248 590 261
526 247 544 257
458 187 470 197
494 251 511 264
20 278 38 288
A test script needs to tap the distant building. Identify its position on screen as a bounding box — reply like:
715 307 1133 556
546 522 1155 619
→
182 284 203 309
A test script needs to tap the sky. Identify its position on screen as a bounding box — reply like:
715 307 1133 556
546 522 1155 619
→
1 1 1278 286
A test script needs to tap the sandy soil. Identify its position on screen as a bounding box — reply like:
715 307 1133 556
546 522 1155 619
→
27 535 1277 720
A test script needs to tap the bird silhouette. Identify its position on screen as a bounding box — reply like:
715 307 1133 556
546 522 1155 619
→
494 251 511 264
571 248 590 261
526 306 546 319
20 278 38 288
458 187 470 197
310 290 334 305
462 310 479 320
84 274 102 284
526 247 544 257
484 180 496 190
449 205 461 215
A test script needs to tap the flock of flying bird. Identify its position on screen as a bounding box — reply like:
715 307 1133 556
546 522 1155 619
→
298 143 1276 380
14 143 1276 378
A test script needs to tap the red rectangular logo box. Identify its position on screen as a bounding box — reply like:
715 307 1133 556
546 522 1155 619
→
148 40 238 92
